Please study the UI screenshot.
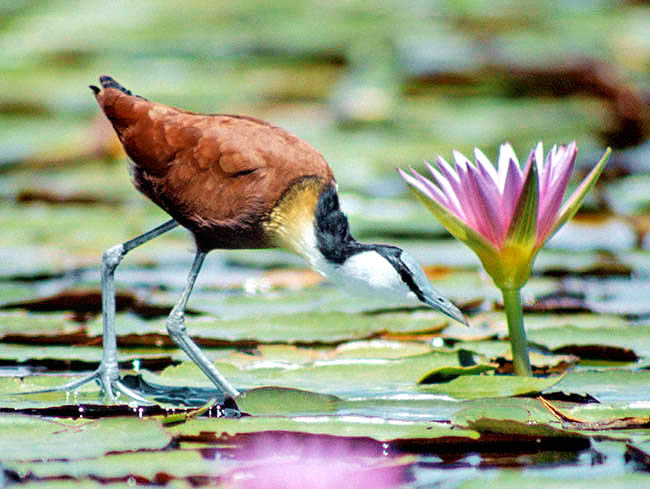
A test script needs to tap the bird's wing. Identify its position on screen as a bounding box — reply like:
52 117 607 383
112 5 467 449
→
95 86 334 235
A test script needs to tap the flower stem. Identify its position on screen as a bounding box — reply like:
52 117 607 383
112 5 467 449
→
501 287 532 376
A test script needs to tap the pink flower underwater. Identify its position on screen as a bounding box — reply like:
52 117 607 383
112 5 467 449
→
399 142 611 290
229 432 407 489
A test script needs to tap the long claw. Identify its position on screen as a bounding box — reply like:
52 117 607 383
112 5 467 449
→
3 368 155 405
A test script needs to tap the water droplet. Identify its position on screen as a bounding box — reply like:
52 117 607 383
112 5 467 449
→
127 476 136 486
137 408 144 418
132 359 141 373
78 406 85 418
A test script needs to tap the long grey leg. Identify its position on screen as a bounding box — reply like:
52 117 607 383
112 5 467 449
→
14 219 179 403
97 218 180 399
165 250 240 398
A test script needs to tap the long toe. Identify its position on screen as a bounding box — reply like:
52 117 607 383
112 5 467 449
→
4 368 155 405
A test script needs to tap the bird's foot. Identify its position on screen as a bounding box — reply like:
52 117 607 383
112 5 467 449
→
7 363 153 405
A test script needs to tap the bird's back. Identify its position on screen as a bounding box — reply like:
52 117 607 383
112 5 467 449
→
94 76 335 250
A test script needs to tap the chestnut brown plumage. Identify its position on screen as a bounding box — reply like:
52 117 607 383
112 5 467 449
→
95 81 334 251
25 76 466 405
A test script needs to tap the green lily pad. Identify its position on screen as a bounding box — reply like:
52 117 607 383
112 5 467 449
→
418 364 496 383
528 325 650 361
547 369 650 403
0 343 172 367
0 311 83 338
457 472 650 489
86 310 450 346
167 415 480 443
453 397 558 426
4 449 223 481
156 350 490 396
0 415 171 461
453 397 590 442
419 373 566 400
236 386 342 416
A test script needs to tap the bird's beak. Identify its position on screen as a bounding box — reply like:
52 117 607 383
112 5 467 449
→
422 289 470 327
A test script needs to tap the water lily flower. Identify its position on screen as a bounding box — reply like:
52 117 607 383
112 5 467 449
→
399 142 611 376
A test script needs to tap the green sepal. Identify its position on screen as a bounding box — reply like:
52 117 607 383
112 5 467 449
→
504 154 538 250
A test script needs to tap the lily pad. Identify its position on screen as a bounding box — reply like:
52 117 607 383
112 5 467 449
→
86 310 451 346
167 415 480 444
547 369 650 404
528 325 649 361
157 350 490 396
5 449 222 481
419 373 566 400
236 386 342 416
0 415 171 461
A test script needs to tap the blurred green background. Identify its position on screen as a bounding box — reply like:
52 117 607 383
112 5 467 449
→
1 2 648 279
1 0 649 295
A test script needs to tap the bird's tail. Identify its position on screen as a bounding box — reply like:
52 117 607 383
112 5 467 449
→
89 75 144 99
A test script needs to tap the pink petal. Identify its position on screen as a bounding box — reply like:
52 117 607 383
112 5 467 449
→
474 147 499 186
436 155 460 183
465 163 503 246
404 167 453 212
448 153 485 235
536 144 577 244
436 156 473 218
549 142 577 187
500 154 524 230
425 161 465 219
503 149 535 235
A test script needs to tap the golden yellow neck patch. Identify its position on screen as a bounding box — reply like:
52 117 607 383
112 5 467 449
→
264 177 325 255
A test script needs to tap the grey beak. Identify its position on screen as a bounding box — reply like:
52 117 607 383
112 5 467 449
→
422 289 470 327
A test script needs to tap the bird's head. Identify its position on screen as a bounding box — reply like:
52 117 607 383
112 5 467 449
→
267 180 468 326
320 243 469 325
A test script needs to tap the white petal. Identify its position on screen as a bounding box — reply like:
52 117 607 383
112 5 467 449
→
436 155 460 183
497 142 520 193
453 149 474 171
474 147 499 186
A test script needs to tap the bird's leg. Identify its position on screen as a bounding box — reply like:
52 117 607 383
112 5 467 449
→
11 219 179 403
165 250 240 398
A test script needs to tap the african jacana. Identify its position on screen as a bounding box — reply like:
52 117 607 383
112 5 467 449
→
47 76 467 402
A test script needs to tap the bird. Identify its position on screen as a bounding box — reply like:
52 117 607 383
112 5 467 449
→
45 75 468 403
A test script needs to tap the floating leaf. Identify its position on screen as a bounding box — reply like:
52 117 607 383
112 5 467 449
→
236 386 342 416
420 373 566 400
167 415 480 444
0 415 171 461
